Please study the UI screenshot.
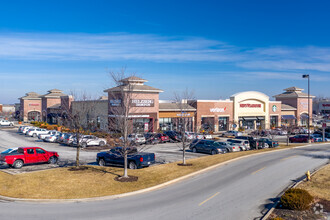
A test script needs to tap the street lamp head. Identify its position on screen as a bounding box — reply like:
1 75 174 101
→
302 74 309 78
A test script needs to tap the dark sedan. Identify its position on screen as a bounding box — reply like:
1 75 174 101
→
189 139 227 155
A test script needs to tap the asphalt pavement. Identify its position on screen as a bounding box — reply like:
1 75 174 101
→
0 142 328 220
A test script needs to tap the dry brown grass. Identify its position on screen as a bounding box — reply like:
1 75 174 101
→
0 143 305 199
298 164 330 201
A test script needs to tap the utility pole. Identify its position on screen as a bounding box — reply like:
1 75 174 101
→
302 74 311 143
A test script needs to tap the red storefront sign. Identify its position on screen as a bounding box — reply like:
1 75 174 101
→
240 104 261 108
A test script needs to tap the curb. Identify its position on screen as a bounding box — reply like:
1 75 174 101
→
0 143 329 203
261 161 330 220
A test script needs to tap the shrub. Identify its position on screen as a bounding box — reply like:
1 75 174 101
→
280 188 313 211
270 218 284 220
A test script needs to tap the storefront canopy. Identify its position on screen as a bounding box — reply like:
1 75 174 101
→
281 115 296 120
300 114 309 119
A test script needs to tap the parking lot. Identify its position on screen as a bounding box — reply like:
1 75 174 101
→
0 128 208 173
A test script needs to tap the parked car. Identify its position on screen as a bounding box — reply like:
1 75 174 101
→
144 133 161 145
257 138 279 148
215 141 240 152
222 130 242 137
58 133 70 143
22 126 34 134
189 139 227 155
289 135 314 143
271 128 288 135
0 147 59 169
156 133 170 143
96 147 155 169
26 128 49 137
195 133 213 139
164 131 182 142
38 130 61 140
227 139 250 151
184 132 196 140
310 134 328 142
235 136 259 149
70 135 107 148
125 133 146 145
0 120 14 126
63 134 77 145
44 134 61 143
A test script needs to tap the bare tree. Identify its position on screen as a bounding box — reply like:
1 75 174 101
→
174 89 195 165
60 92 98 167
107 70 154 178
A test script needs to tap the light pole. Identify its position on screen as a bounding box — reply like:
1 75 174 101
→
302 74 310 143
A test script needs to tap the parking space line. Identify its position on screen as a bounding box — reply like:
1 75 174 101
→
251 166 266 175
280 155 297 161
199 192 220 206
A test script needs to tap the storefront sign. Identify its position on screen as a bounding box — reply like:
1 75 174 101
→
210 107 226 113
272 105 277 112
240 104 261 108
28 104 39 106
322 104 330 107
108 114 150 118
109 99 121 107
176 113 191 117
131 99 154 107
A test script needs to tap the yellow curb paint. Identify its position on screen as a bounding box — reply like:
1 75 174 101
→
199 192 220 206
251 167 266 175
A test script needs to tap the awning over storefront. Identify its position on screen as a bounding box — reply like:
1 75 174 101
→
281 115 296 120
239 116 265 121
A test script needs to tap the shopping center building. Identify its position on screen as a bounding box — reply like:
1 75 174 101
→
17 77 315 132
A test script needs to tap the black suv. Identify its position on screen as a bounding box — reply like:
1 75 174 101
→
189 139 227 155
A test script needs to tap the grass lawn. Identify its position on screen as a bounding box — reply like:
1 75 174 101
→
297 163 330 201
0 143 308 199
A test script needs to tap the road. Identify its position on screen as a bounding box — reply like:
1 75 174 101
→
0 142 328 220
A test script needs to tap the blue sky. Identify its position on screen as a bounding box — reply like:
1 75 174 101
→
1 0 330 103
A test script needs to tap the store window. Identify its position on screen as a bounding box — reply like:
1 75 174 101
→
201 117 214 132
159 117 193 132
270 116 278 127
218 117 229 131
132 118 152 133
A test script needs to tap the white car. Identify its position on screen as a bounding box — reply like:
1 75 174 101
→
22 126 34 134
0 120 14 126
38 130 61 140
184 132 196 140
44 134 60 143
26 128 49 137
222 130 243 137
195 133 213 139
121 134 146 145
73 135 107 148
226 139 250 150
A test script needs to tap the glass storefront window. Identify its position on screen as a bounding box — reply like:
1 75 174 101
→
201 117 214 132
159 117 194 132
218 117 229 131
270 116 278 127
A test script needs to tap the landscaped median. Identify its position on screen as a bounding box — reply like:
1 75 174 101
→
0 143 316 200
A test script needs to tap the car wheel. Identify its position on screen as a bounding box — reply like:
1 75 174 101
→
33 133 37 137
211 150 217 155
192 147 197 153
129 161 137 169
48 156 58 164
98 158 105 167
13 160 24 169
81 142 87 148
99 141 105 146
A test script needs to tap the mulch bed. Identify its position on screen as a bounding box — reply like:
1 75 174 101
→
269 199 329 220
177 163 193 166
114 175 138 182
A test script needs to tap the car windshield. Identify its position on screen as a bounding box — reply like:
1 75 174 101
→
1 149 14 154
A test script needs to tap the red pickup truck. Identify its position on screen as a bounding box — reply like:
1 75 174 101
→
0 147 59 169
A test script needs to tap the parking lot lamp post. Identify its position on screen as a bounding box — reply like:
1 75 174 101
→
302 74 310 143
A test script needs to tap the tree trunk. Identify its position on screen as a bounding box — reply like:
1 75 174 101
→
182 141 186 165
76 145 80 167
123 152 128 178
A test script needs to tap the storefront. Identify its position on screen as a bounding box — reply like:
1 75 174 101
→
159 102 195 132
105 76 162 134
